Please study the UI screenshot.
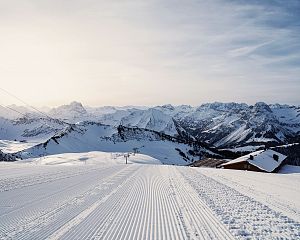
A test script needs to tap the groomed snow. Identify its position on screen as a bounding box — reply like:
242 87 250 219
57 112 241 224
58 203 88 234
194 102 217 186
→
0 153 299 239
196 166 300 222
24 151 162 166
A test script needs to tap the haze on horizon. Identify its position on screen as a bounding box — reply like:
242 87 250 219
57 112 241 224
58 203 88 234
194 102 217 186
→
0 0 299 107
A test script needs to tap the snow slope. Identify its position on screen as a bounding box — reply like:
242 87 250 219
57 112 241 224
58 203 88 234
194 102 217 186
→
0 116 66 141
196 166 300 223
178 102 300 147
120 108 178 136
0 157 299 239
0 140 40 153
24 151 162 166
18 122 204 165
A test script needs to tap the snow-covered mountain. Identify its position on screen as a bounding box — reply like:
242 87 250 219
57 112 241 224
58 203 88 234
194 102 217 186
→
0 101 299 151
177 102 300 147
91 102 300 148
48 101 89 122
0 105 33 119
119 108 178 136
18 122 216 165
0 116 66 141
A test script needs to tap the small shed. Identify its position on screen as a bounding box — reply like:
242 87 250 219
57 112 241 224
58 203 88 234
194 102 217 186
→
220 149 287 173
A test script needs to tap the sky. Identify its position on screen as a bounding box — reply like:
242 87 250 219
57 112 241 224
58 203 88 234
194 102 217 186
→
0 0 299 107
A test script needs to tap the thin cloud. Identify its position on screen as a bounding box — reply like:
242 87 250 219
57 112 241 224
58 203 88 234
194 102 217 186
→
0 0 299 106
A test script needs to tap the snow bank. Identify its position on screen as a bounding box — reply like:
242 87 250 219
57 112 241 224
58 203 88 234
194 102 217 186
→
197 167 300 222
0 140 40 153
279 164 300 174
24 151 162 166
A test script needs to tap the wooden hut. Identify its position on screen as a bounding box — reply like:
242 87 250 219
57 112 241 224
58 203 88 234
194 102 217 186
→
220 149 287 173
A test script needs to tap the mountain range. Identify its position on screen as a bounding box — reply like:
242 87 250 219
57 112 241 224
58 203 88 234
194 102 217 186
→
0 101 299 164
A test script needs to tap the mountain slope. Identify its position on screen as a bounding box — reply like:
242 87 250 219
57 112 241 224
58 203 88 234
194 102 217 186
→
0 117 66 141
17 122 217 165
48 101 89 123
1 101 300 151
120 108 178 136
175 102 300 147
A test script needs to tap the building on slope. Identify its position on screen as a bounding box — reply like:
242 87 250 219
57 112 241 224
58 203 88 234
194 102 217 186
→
189 158 229 168
220 149 287 173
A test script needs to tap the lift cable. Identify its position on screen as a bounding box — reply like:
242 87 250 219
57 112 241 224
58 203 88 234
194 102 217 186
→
0 87 70 126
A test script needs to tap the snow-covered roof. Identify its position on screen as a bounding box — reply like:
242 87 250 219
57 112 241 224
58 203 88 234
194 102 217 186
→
221 149 287 172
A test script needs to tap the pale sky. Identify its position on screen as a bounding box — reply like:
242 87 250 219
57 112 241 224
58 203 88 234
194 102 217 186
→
0 0 299 107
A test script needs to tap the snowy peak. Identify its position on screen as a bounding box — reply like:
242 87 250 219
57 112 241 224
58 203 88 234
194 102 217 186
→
54 101 87 114
69 101 86 112
159 104 175 111
121 108 178 136
198 102 248 112
174 102 300 147
48 101 88 122
253 102 272 113
1 101 300 150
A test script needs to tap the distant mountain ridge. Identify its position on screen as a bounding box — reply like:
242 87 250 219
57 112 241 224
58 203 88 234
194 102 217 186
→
0 101 299 150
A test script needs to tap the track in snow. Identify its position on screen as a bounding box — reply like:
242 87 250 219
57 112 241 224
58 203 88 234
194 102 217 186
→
0 163 299 239
179 167 300 239
0 164 234 240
